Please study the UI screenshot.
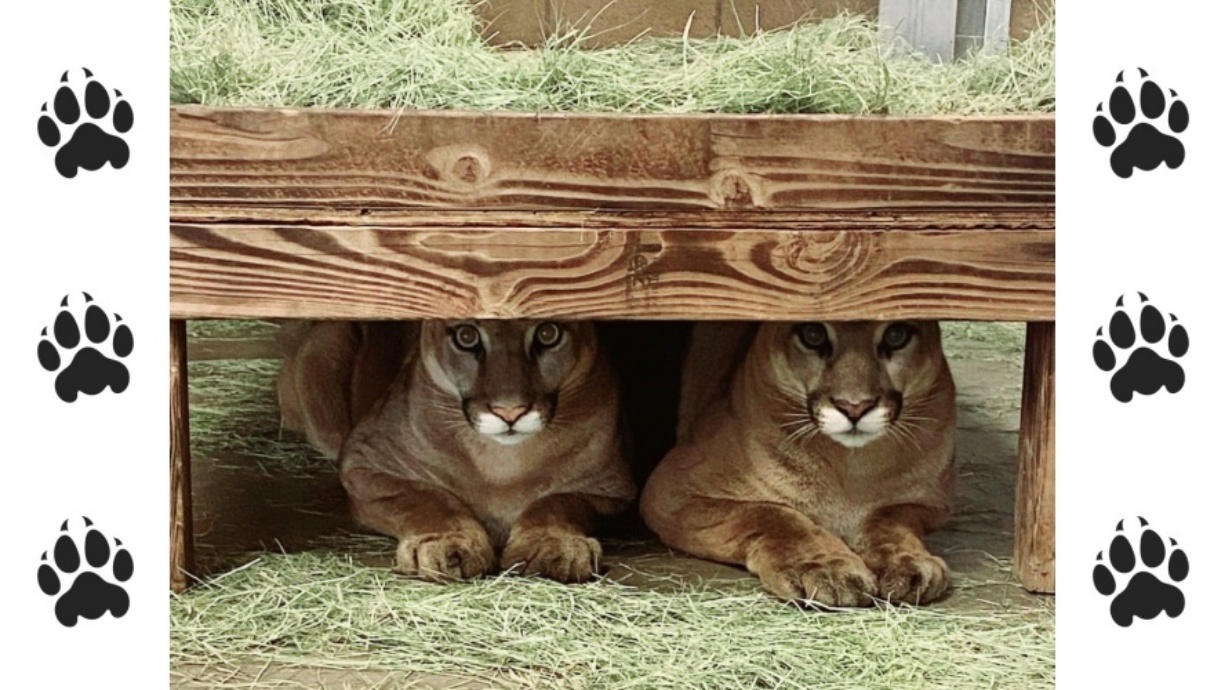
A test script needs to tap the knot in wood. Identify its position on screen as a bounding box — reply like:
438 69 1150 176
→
453 155 484 184
711 171 759 209
424 144 491 186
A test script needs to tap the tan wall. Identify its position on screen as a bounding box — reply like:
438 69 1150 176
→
1011 0 1052 40
478 0 1050 48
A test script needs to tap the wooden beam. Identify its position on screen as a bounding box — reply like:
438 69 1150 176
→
171 107 1053 213
1015 321 1054 592
170 107 1052 321
170 213 1052 321
170 320 195 593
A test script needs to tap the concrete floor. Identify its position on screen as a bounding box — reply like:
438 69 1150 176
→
173 322 1050 688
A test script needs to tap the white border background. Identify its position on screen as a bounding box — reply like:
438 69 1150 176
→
1 0 1222 687
1057 0 1223 687
0 2 168 687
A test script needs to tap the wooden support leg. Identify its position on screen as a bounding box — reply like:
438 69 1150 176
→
1014 322 1054 593
171 320 195 593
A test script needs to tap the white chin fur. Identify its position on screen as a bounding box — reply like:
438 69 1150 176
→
488 432 533 446
475 410 545 444
827 430 885 448
816 407 889 448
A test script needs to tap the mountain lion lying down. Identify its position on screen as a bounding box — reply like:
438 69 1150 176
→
641 321 956 606
278 320 635 583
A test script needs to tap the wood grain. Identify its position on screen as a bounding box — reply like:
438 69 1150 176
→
171 106 1053 213
170 213 1052 321
170 320 195 593
1015 321 1054 593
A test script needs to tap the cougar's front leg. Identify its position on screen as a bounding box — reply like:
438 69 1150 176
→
852 503 951 605
501 494 629 583
341 467 495 582
651 496 878 607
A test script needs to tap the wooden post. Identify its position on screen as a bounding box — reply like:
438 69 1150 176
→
170 320 194 593
1014 321 1054 593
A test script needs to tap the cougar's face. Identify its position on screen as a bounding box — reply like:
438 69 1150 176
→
420 320 597 446
766 321 945 449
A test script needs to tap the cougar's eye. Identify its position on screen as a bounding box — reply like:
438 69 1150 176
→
452 324 481 351
882 323 913 351
796 323 829 351
535 322 562 348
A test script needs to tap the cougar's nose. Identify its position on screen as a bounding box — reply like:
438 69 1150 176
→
833 397 879 424
490 404 529 425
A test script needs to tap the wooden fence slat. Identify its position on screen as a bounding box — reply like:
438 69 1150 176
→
171 107 1054 213
170 221 1052 321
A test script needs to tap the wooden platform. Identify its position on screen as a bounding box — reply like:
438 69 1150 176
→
169 106 1055 593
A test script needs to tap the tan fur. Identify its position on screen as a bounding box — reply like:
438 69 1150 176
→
278 320 634 583
278 321 415 459
641 321 957 606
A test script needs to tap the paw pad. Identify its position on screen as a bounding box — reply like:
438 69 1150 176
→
1092 292 1187 403
37 517 134 627
38 292 134 403
1093 517 1187 627
37 68 133 179
1093 68 1188 178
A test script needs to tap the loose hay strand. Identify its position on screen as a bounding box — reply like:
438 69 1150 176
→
172 544 1054 690
170 0 1054 114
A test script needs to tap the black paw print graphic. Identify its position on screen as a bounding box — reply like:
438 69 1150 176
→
37 517 134 627
37 68 133 179
37 292 134 403
1093 68 1188 178
1093 292 1187 403
1093 517 1188 628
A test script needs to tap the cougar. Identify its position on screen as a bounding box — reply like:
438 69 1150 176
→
278 320 635 583
641 321 957 606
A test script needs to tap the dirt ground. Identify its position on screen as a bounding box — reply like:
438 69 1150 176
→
172 321 1049 688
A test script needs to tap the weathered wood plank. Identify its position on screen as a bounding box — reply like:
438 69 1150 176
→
171 106 1054 213
1015 321 1054 593
170 320 195 593
170 217 1052 321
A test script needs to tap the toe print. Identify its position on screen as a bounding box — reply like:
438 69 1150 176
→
1092 292 1187 403
1139 304 1165 343
1108 533 1135 573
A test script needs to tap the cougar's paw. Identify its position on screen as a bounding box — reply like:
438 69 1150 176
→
501 529 603 583
395 528 495 582
867 547 951 605
758 554 878 607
